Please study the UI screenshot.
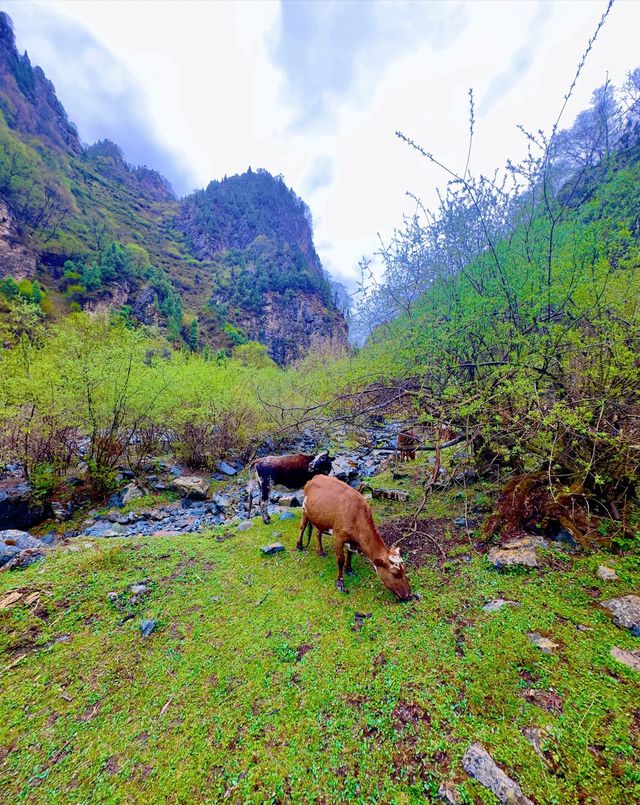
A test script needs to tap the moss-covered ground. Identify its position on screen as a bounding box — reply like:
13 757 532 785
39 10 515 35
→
1 468 639 804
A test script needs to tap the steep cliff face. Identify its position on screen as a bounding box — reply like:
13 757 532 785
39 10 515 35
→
0 12 348 362
235 290 348 365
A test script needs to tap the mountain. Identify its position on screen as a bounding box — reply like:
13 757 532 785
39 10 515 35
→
0 12 346 362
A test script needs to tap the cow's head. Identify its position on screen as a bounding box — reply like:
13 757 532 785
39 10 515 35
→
308 451 334 476
374 546 412 601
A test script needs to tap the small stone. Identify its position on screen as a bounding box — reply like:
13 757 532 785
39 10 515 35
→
130 583 148 595
218 461 237 476
237 521 254 532
213 493 230 509
596 565 618 582
483 598 518 612
278 511 296 521
371 488 409 502
261 542 285 555
107 592 119 603
437 782 461 804
279 494 302 508
527 632 559 653
600 595 640 636
140 619 157 638
462 743 533 805
610 646 640 672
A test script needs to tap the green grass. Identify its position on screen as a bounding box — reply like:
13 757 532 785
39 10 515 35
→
1 495 639 803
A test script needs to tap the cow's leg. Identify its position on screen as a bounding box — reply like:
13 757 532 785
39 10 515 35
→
335 541 348 593
345 544 355 576
260 476 271 524
315 529 326 558
296 512 312 551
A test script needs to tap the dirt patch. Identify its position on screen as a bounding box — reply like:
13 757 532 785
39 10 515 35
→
379 517 486 568
392 700 431 732
105 755 120 775
78 701 102 722
522 688 564 714
296 643 315 662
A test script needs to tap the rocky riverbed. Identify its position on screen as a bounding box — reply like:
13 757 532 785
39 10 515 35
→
0 423 406 566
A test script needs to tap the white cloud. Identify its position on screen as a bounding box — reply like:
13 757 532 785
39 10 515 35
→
5 0 640 290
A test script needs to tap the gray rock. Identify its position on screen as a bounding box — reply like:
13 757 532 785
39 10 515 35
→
121 483 143 506
82 522 124 539
331 457 359 481
130 583 148 595
170 476 210 501
487 536 546 570
610 646 640 672
596 565 618 582
279 494 302 508
218 461 237 476
51 501 68 522
278 510 296 521
0 482 47 530
462 743 533 805
600 595 640 636
437 782 461 804
140 619 157 638
213 493 230 509
527 632 559 653
1 530 45 570
371 488 409 502
237 521 254 532
483 599 518 612
261 542 285 555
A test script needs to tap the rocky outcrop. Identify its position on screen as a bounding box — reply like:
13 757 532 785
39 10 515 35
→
236 289 347 365
0 478 47 530
0 200 38 280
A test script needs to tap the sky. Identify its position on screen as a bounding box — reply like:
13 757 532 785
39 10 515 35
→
4 0 640 290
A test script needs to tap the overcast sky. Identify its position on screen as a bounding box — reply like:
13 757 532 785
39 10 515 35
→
4 0 640 288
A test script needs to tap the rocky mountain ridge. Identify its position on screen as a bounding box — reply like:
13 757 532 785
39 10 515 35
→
0 11 347 363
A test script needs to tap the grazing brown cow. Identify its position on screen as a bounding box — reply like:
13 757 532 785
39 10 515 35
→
247 451 334 524
297 475 411 601
397 428 420 462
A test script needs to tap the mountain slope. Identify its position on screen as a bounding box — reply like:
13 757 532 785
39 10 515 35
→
0 12 346 362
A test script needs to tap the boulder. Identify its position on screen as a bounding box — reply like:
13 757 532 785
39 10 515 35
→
331 457 359 481
600 595 640 636
170 476 210 501
218 461 237 476
0 482 47 530
487 536 546 569
237 520 254 531
108 482 144 508
371 488 409 502
0 530 46 570
462 743 533 805
279 511 296 521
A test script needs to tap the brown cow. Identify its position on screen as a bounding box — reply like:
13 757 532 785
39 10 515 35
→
297 475 412 601
397 428 420 462
247 451 334 524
